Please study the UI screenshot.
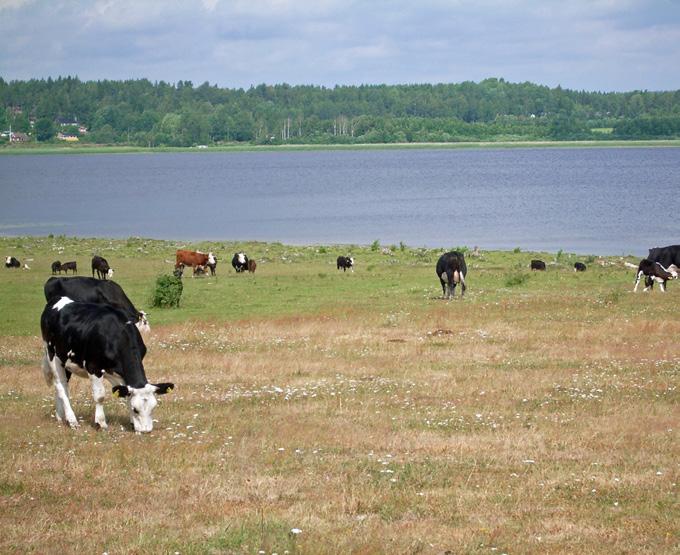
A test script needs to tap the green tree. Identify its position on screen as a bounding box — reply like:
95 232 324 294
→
35 117 55 141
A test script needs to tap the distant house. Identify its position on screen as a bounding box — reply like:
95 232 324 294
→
57 132 79 142
56 117 88 134
11 132 30 142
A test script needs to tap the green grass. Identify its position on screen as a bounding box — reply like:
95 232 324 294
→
2 139 680 156
0 236 644 337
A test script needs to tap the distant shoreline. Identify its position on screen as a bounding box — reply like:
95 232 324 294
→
2 139 680 155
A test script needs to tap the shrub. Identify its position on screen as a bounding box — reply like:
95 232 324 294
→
318 246 327 254
399 241 406 251
505 272 529 287
151 274 183 308
371 239 380 251
513 247 522 253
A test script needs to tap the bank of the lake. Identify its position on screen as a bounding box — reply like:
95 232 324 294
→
2 138 680 156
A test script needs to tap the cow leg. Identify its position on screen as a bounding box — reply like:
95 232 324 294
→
633 271 642 292
90 374 108 429
660 281 666 293
439 274 447 298
48 355 79 428
460 272 467 297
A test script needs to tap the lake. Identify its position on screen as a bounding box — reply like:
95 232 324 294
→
1 147 679 255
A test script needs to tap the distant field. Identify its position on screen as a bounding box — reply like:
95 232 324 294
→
0 236 678 553
2 138 680 156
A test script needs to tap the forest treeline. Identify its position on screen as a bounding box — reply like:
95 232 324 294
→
2 76 680 146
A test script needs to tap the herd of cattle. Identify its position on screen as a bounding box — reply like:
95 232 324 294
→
4 244 680 434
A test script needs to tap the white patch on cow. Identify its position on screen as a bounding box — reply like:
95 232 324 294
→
208 252 216 265
107 268 114 278
453 270 460 283
136 311 151 334
127 384 159 433
440 272 447 281
52 296 74 311
238 252 246 264
5 256 10 265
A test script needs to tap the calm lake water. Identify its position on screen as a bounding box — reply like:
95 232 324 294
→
1 147 679 255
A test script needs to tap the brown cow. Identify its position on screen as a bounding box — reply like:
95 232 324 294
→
247 259 257 273
175 250 216 277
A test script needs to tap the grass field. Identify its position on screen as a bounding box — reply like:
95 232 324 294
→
2 139 680 156
0 236 678 554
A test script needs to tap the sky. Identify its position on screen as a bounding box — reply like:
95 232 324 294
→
1 0 679 92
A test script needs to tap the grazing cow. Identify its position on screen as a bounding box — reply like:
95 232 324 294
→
337 256 354 273
61 261 77 274
51 261 62 274
232 252 249 273
40 297 173 432
175 250 216 277
530 259 546 271
247 259 257 273
5 256 20 268
44 276 150 333
633 259 679 292
436 251 467 299
173 264 185 278
574 262 587 272
92 255 113 279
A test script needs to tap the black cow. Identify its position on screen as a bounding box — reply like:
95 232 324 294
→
51 261 62 274
5 256 20 268
232 252 249 273
337 256 354 272
61 261 77 274
92 255 113 279
574 262 587 272
44 276 149 333
436 251 467 299
633 259 678 293
40 297 173 432
530 259 546 271
647 245 680 269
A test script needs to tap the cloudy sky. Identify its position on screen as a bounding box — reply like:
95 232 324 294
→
1 0 679 92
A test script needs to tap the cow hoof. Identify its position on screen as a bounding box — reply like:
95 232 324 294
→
67 419 80 429
95 421 108 430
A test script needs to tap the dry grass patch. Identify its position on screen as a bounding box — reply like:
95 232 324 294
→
1 294 679 554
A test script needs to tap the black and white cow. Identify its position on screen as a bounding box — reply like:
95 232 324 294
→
92 255 113 280
232 252 249 273
574 262 587 272
44 276 150 333
61 261 77 274
5 256 20 268
633 259 679 293
337 256 354 272
530 259 546 271
436 251 467 299
40 297 173 432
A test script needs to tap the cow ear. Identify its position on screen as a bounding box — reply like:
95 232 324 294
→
153 382 174 395
112 385 130 398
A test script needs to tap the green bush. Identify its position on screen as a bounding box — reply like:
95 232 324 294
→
505 272 529 287
151 274 183 308
371 239 380 251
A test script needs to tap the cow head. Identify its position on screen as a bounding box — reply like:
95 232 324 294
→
136 311 151 334
5 256 11 265
349 257 354 266
112 382 174 433
208 252 216 265
237 252 246 264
